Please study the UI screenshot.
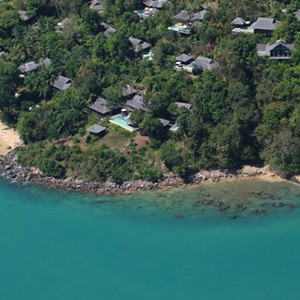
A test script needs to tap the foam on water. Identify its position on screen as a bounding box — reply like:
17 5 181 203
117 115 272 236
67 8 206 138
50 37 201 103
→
0 179 300 300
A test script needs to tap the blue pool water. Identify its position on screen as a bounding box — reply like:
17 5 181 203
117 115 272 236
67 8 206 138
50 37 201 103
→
1 179 300 299
110 117 135 131
111 117 128 126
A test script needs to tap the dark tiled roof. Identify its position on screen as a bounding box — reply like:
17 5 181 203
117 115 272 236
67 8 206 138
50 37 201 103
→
122 84 137 97
293 10 300 21
159 118 171 127
51 76 72 90
174 10 190 21
129 37 152 52
18 58 51 73
249 17 281 31
268 40 294 51
90 0 104 13
87 97 116 115
143 0 167 8
18 10 31 21
257 40 294 59
176 54 194 63
101 23 117 38
87 124 106 134
231 17 246 25
257 44 268 52
192 9 207 21
42 58 51 68
193 56 219 70
126 95 147 111
18 61 38 73
175 102 192 110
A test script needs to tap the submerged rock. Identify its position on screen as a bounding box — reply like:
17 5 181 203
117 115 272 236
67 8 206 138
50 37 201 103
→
251 209 266 215
173 214 184 219
272 202 285 208
236 203 247 211
218 204 230 211
203 199 214 205
229 215 239 219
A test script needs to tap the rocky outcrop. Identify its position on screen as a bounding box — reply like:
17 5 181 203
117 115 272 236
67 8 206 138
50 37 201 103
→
0 151 282 196
238 165 275 177
0 152 184 195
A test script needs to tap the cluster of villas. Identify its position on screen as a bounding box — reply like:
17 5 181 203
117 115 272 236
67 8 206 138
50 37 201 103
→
231 10 300 35
135 2 207 35
231 15 298 60
14 3 300 138
86 84 192 136
16 35 154 92
167 8 207 35
231 17 282 35
16 54 191 136
18 58 72 91
134 0 207 35
18 0 105 23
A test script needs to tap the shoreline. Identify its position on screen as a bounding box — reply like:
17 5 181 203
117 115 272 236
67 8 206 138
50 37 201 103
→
0 120 296 197
0 122 23 156
0 151 294 196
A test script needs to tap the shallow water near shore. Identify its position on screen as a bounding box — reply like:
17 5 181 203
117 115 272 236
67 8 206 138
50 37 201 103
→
1 178 300 299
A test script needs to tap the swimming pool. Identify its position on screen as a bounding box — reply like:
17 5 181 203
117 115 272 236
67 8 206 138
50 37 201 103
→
168 24 191 34
109 116 136 132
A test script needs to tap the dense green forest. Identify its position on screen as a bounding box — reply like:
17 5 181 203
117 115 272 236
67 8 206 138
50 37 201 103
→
1 0 300 181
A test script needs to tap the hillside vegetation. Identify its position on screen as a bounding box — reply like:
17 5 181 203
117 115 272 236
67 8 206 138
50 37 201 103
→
1 0 300 181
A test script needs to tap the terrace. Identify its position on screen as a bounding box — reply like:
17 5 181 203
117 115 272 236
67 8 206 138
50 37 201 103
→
232 27 254 34
134 7 158 19
168 23 191 35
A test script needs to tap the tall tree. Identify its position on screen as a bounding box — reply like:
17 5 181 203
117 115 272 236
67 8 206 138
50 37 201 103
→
0 60 19 121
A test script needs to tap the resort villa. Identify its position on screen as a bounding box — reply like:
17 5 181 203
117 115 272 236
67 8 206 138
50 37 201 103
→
174 54 195 72
90 0 105 14
257 40 294 59
134 0 167 19
175 102 192 111
18 10 34 23
122 85 138 99
101 23 117 38
86 124 107 137
168 9 207 35
174 54 218 74
129 37 153 59
232 17 281 35
143 0 167 8
51 76 72 91
18 58 51 74
18 61 38 73
126 95 148 112
294 10 300 21
87 97 119 116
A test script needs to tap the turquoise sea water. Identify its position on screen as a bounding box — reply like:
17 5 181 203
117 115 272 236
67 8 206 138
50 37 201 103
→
1 179 300 299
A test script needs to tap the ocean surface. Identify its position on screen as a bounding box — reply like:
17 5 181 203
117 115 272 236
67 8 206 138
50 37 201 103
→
1 178 300 300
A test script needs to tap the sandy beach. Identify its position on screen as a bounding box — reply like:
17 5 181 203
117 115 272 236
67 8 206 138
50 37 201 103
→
0 121 23 156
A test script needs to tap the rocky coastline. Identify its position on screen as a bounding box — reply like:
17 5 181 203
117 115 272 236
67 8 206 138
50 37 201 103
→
0 151 288 196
